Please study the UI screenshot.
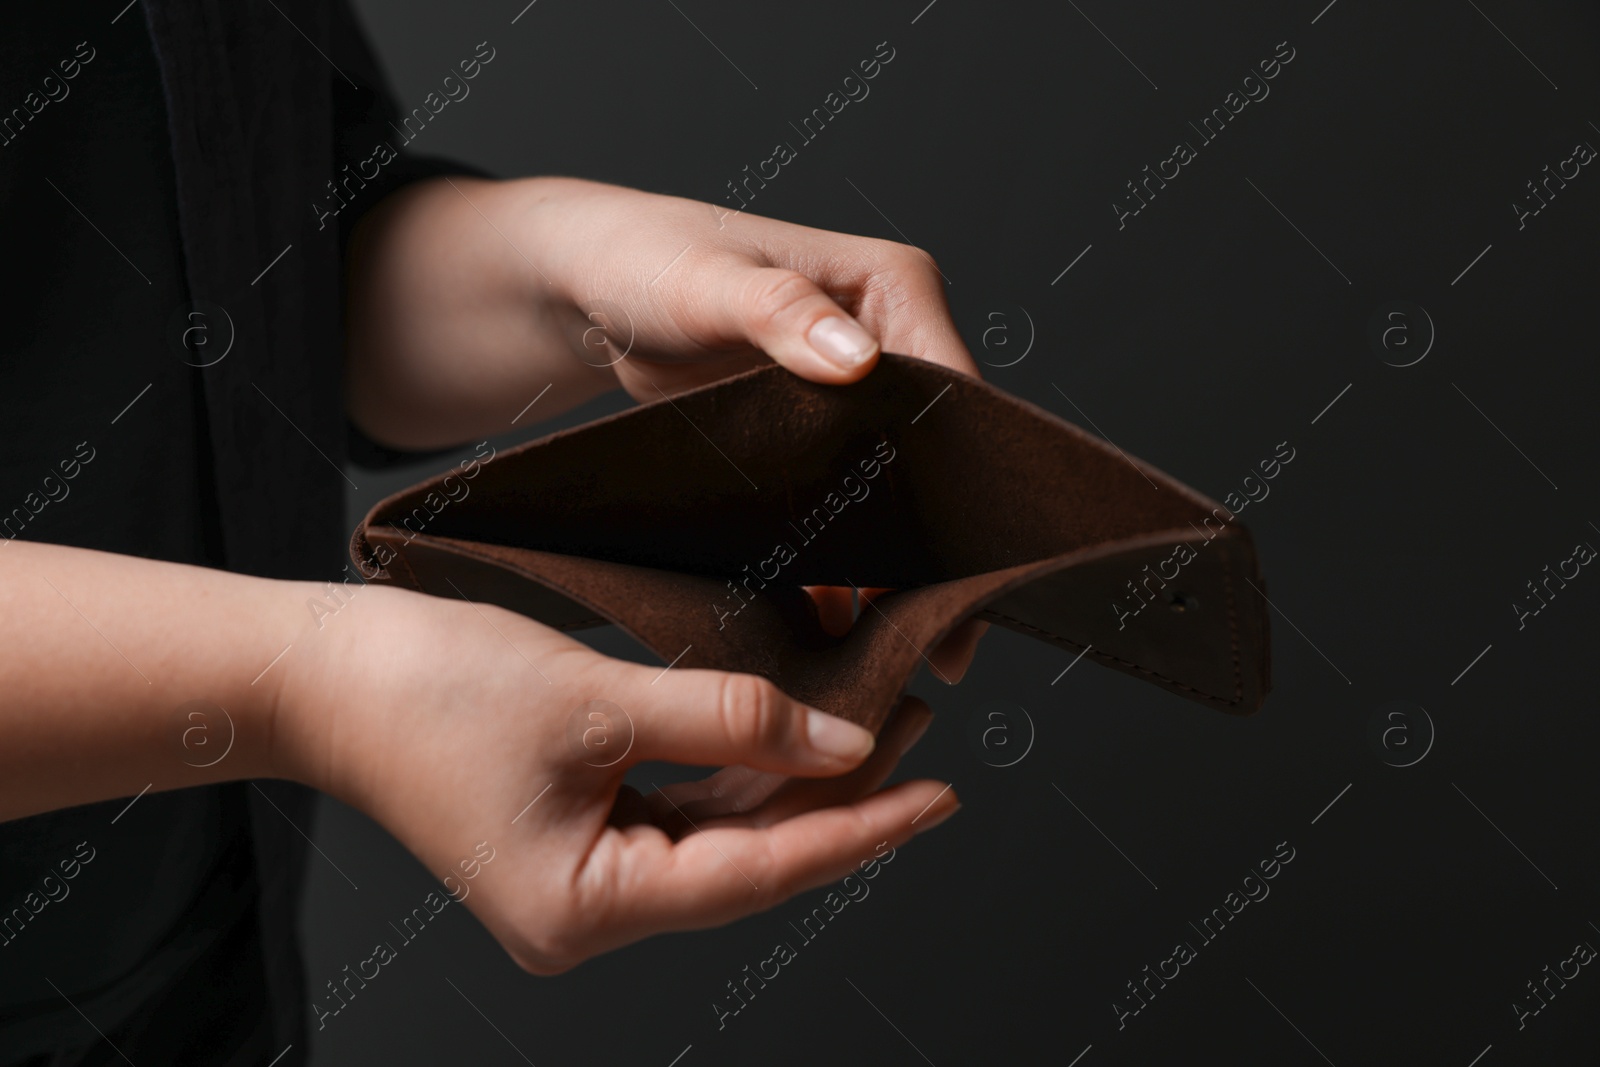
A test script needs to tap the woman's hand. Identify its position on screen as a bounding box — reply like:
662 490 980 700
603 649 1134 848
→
0 541 955 974
347 175 978 440
508 177 978 400
278 582 958 974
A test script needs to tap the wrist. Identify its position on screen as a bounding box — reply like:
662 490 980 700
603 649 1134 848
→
345 174 622 448
242 576 353 793
499 176 630 387
130 569 323 792
268 580 428 805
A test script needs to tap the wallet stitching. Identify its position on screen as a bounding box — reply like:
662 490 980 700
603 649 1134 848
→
979 608 1243 709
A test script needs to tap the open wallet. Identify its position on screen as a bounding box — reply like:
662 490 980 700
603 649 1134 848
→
349 354 1271 734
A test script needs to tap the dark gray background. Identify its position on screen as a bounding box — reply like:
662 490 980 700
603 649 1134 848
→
304 1 1600 1062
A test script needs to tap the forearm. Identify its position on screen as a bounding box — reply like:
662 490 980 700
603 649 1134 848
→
0 541 317 822
344 175 620 450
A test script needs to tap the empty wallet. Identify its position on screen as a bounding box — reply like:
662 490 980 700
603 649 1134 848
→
349 354 1271 734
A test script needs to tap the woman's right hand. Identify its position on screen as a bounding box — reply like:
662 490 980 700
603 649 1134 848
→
277 582 958 973
0 539 956 973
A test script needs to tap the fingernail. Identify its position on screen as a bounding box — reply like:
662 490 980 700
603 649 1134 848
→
914 799 960 834
805 708 875 761
807 316 878 369
898 715 932 755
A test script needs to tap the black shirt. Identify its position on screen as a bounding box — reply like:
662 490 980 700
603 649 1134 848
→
0 3 467 1061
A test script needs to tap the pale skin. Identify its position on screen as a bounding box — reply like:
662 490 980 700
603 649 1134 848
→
1 176 986 974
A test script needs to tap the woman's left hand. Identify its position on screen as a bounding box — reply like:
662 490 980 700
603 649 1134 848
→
349 175 979 428
506 176 978 399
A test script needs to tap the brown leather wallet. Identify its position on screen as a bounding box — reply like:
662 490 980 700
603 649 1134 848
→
350 354 1270 733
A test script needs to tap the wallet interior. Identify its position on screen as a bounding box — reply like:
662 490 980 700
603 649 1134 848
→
351 355 1270 731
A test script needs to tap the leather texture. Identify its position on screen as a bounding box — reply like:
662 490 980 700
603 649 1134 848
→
350 354 1271 733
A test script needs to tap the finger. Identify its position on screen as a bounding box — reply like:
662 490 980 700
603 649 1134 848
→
620 666 875 775
644 767 783 840
929 618 990 684
656 697 933 833
773 235 979 381
641 691 894 826
804 585 855 637
704 698 935 830
670 767 786 826
865 265 982 382
707 262 881 383
619 778 960 935
642 764 783 828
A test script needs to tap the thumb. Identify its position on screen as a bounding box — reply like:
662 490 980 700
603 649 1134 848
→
619 665 876 776
715 264 881 382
